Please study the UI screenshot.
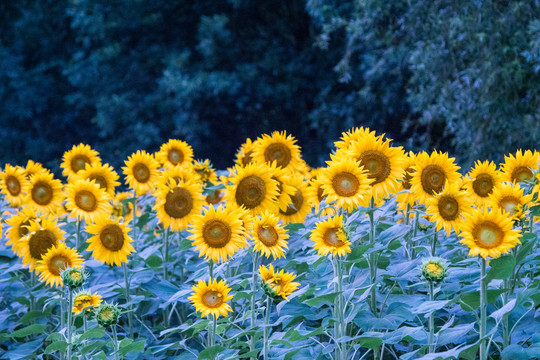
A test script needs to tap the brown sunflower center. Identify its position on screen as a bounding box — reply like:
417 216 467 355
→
257 225 279 247
235 175 266 209
402 167 415 190
358 150 391 185
240 150 253 166
133 163 151 183
472 173 494 197
99 224 125 251
280 187 304 216
168 148 184 165
89 175 108 190
420 165 446 195
323 228 345 248
5 175 21 196
437 196 459 221
71 155 91 173
32 181 53 205
511 166 533 183
48 255 71 276
205 190 222 205
499 196 519 216
28 229 57 260
18 219 33 237
164 187 193 219
75 190 98 212
264 143 292 168
332 172 360 197
317 185 326 202
202 220 231 248
473 221 504 249
202 290 223 308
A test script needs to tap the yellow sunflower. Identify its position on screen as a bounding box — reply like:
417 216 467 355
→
193 159 218 184
17 218 65 272
459 207 521 259
157 165 197 188
310 215 351 257
319 156 372 212
156 139 194 169
1 164 29 207
86 216 135 266
35 243 83 287
205 187 226 205
278 176 312 224
26 172 64 215
24 160 47 180
5 207 38 255
395 151 417 210
154 177 205 231
425 181 474 235
410 151 461 205
111 191 138 222
61 144 102 180
270 164 297 212
122 150 160 196
463 160 502 206
188 204 248 263
500 149 540 184
76 163 120 197
72 291 103 314
235 138 256 167
251 211 289 260
65 179 112 224
333 127 379 151
489 182 533 221
189 278 233 318
225 163 280 216
259 264 300 300
252 131 304 173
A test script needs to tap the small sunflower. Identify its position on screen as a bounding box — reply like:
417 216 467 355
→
72 290 103 314
61 144 101 180
425 181 473 235
269 164 297 213
278 177 312 224
65 179 112 224
410 151 461 205
1 165 30 207
333 127 378 152
35 243 83 287
421 257 448 283
310 215 351 257
459 207 521 259
500 149 540 184
156 139 194 169
86 216 135 266
5 207 38 254
251 211 289 260
26 172 64 215
235 138 256 167
464 160 502 206
489 182 533 221
193 159 218 184
111 191 139 222
189 278 233 318
252 131 304 173
76 163 120 197
259 264 300 301
157 165 197 189
122 150 160 196
395 151 417 210
17 218 65 272
188 205 248 263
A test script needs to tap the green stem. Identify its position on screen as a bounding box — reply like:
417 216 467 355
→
208 260 214 280
263 296 272 360
131 193 138 241
30 272 35 313
60 288 65 360
479 257 487 360
368 198 377 316
405 204 412 260
502 278 510 349
212 315 217 349
112 325 120 360
163 227 169 280
123 263 133 337
428 281 435 353
67 288 73 360
82 316 88 360
334 257 346 360
431 228 438 257
412 209 419 259
76 219 81 250
250 252 259 358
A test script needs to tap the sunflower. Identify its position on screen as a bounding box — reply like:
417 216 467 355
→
235 138 256 167
225 163 280 216
251 211 289 260
188 204 248 263
5 207 38 254
310 215 351 257
410 151 461 205
24 160 47 180
157 165 196 188
489 182 533 221
500 149 540 184
35 243 83 287
333 127 379 152
155 139 194 169
189 278 233 318
425 181 473 235
76 163 120 197
61 144 101 180
72 290 103 314
122 150 160 196
111 191 139 222
154 177 205 231
270 164 297 212
395 151 417 209
259 264 300 300
26 172 64 215
252 131 304 173
65 179 112 224
17 218 65 272
193 159 218 184
1 164 29 207
278 177 312 224
463 160 502 206
459 207 521 259
205 187 225 205
86 216 135 266
319 156 372 212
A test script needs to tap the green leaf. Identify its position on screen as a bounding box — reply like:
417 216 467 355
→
78 327 105 342
10 324 46 338
287 327 324 341
45 341 68 354
120 339 146 355
304 292 337 307
357 336 383 349
516 237 535 264
198 345 224 360
486 255 515 282
459 289 505 310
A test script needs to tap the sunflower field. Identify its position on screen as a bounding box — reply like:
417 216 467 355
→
0 128 539 360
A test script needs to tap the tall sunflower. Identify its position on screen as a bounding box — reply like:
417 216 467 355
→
252 131 304 173
5 207 38 254
333 127 378 152
489 182 533 221
61 144 102 180
395 151 417 211
193 159 218 184
76 163 120 197
500 149 540 184
188 205 248 263
16 218 65 272
278 176 312 224
235 138 256 167
72 290 102 314
157 165 197 189
251 211 289 260
270 164 297 213
1 164 29 207
122 150 160 196
189 278 233 318
86 216 135 266
259 264 300 300
410 151 461 205
459 207 521 259
35 243 83 287
26 172 64 215
156 139 194 169
111 191 139 222
425 181 473 235
464 160 502 206
65 179 112 224
310 215 351 257
24 160 47 180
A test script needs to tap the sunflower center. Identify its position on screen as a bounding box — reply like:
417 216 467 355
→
75 190 98 212
511 166 533 183
99 307 115 321
472 173 494 197
437 196 459 221
420 165 446 195
358 150 391 185
18 219 33 237
202 220 231 248
133 163 151 183
257 225 279 247
164 187 193 218
426 263 443 276
235 175 266 209
168 149 184 165
206 190 222 205
317 186 326 202
264 143 292 168
241 150 253 166
99 224 125 251
48 255 71 276
402 167 414 190
332 172 360 197
280 187 304 216
89 175 108 190
28 229 57 260
71 155 91 173
5 175 21 196
473 221 504 249
32 181 53 205
323 228 346 247
499 196 519 216
202 290 223 308
74 294 92 309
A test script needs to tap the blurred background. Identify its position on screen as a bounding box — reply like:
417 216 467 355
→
0 0 538 173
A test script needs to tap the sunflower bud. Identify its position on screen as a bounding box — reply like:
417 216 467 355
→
421 257 448 283
61 267 86 289
95 303 121 327
261 280 281 303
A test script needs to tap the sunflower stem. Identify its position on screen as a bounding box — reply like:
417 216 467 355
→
405 204 412 260
368 198 377 317
479 257 487 360
431 228 438 257
263 296 272 360
30 271 35 313
112 325 120 360
163 227 169 280
428 280 435 353
502 278 510 349
131 192 138 241
412 208 419 259
67 288 73 360
333 256 347 360
250 251 259 358
212 314 217 349
82 315 88 360
123 262 133 337
208 260 214 280
76 219 81 250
